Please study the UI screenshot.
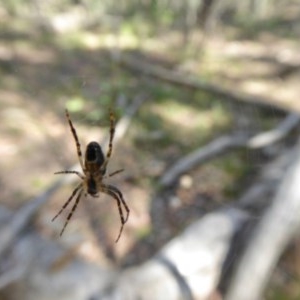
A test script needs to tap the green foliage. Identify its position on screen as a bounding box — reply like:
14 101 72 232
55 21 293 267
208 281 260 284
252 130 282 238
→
66 96 85 112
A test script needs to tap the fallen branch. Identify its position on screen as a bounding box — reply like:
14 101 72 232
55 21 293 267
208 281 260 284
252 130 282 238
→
248 113 300 148
117 53 288 113
225 135 300 300
159 134 246 187
101 208 250 300
160 113 300 187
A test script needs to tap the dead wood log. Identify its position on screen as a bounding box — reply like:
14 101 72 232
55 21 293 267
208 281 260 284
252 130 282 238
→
100 208 250 300
117 53 289 113
225 135 300 300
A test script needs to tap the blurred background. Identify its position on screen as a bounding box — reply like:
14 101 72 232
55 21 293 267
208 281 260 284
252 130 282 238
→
0 0 300 299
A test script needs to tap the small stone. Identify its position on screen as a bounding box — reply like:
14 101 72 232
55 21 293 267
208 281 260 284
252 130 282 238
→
179 175 193 189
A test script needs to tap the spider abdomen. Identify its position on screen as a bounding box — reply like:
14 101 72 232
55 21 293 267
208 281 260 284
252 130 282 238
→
85 141 105 170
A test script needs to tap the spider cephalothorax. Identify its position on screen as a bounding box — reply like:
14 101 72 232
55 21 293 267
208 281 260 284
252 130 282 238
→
53 109 129 242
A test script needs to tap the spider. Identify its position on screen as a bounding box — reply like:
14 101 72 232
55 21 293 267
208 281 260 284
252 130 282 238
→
52 109 129 242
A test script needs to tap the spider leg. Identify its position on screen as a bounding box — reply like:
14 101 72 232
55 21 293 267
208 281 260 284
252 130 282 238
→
65 109 85 172
59 189 83 236
54 170 85 180
52 183 82 222
107 184 130 222
101 184 129 242
101 109 115 172
106 109 115 160
107 169 124 177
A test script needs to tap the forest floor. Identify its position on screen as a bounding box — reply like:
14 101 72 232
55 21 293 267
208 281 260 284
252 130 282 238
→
0 3 300 299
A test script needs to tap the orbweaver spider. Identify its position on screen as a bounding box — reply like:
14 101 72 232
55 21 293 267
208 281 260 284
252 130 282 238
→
53 109 129 242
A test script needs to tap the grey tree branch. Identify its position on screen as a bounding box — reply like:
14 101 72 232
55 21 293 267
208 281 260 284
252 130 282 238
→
159 134 245 187
238 149 292 209
225 135 300 300
248 113 300 148
160 113 299 188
